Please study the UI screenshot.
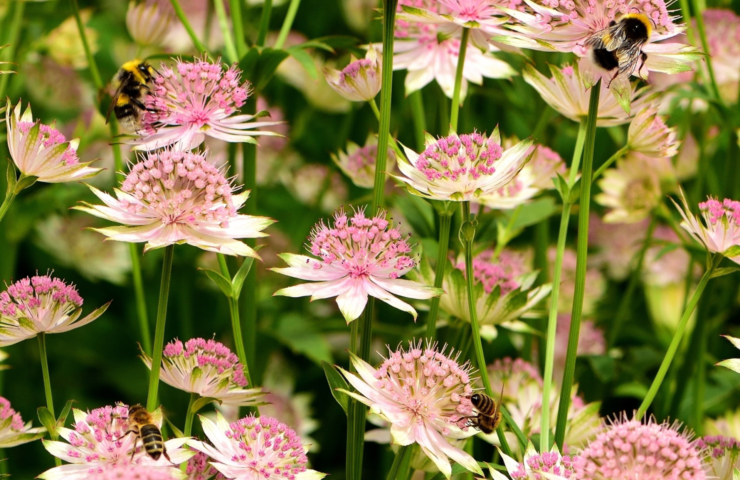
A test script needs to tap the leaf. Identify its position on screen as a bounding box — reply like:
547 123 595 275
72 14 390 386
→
613 382 649 399
5 162 16 199
711 266 740 279
429 461 491 480
509 197 557 231
56 399 75 430
14 174 37 194
239 47 290 92
322 361 350 415
164 416 185 438
392 194 435 239
303 35 360 51
37 407 56 437
199 268 233 298
232 257 256 300
723 245 740 258
286 47 318 79
584 354 616 382
723 335 740 350
268 313 333 365
191 396 218 414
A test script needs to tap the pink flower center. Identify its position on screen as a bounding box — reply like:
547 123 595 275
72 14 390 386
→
699 197 740 225
163 338 247 387
455 250 523 294
0 274 83 319
415 132 502 182
0 397 24 431
17 122 78 166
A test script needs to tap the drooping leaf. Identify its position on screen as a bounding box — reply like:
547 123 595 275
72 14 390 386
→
322 361 350 415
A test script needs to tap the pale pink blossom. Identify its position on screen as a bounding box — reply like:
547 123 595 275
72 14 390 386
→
324 45 382 102
282 163 348 213
672 192 740 263
272 209 441 323
141 338 264 407
185 451 225 480
338 341 483 478
75 150 274 257
0 274 109 347
695 436 740 480
6 101 101 183
332 135 396 189
89 464 178 480
553 315 605 383
490 445 577 480
549 247 605 315
701 9 740 103
126 1 174 47
189 413 325 480
132 56 280 151
0 396 45 448
595 154 666 223
39 404 192 480
627 106 679 157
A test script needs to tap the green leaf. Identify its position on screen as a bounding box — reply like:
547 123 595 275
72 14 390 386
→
724 245 740 258
5 162 16 199
302 35 359 52
429 461 491 480
191 396 217 414
164 416 185 438
510 197 557 232
37 407 56 437
322 361 350 415
239 47 290 92
56 399 75 430
734 467 740 480
286 47 318 79
268 313 333 365
553 172 569 202
585 354 616 382
14 174 37 194
711 266 740 279
232 257 256 300
392 194 435 239
613 382 649 399
199 268 233 298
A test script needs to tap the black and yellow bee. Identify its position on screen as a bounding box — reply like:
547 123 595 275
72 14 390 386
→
118 404 172 463
466 385 505 434
586 13 653 87
106 60 157 130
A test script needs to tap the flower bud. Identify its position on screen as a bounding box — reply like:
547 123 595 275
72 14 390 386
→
324 45 381 102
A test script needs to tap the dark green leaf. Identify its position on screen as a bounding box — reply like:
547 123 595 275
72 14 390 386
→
392 194 435 239
199 268 233 298
37 407 56 437
268 313 333 365
584 354 616 382
322 361 350 415
239 47 290 92
164 416 185 438
232 257 256 300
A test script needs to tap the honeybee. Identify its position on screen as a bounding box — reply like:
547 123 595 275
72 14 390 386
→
467 385 505 434
118 404 172 463
585 13 653 87
106 60 157 130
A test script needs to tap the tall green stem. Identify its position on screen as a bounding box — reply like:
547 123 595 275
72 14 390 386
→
256 0 273 47
71 0 102 87
218 254 253 385
146 245 175 412
242 96 258 383
386 445 412 480
229 0 247 57
410 90 427 150
425 208 452 337
636 255 720 418
184 392 198 437
274 0 302 50
449 28 469 133
130 244 152 355
215 0 239 64
169 0 207 53
0 191 16 226
690 0 723 104
0 0 25 100
591 146 629 181
38 333 61 466
554 82 600 448
693 293 709 432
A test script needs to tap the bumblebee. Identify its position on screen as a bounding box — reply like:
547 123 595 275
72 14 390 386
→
106 60 157 130
586 14 653 87
466 385 504 434
118 404 172 463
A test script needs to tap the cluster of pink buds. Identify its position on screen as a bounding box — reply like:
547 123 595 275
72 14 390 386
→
416 132 502 182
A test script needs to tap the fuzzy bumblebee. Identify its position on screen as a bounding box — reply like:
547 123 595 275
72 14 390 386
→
586 14 653 87
106 60 157 130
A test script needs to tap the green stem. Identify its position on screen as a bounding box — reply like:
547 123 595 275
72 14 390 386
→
130 244 152 355
449 28 469 133
592 145 629 182
215 0 239 64
370 100 405 169
425 208 452 338
386 445 412 480
607 216 657 346
637 255 720 418
38 333 61 466
348 305 374 480
693 292 709 431
256 0 273 47
677 0 696 46
146 245 175 412
229 0 247 57
168 0 207 53
554 81 600 449
346 320 360 480
690 0 723 104
568 121 588 185
70 0 102 88
0 0 25 100
218 254 253 386
409 90 427 151
184 392 198 437
0 191 16 226
242 96 258 383
274 0 301 50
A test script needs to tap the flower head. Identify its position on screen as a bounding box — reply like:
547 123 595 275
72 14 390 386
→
6 101 101 183
332 135 396 189
574 416 705 480
39 404 192 480
0 396 45 448
75 150 274 257
272 208 441 323
339 341 482 478
491 445 577 480
141 338 264 406
190 412 325 480
595 154 665 223
395 129 533 201
627 107 679 157
696 436 740 480
126 1 174 47
324 45 381 102
282 163 348 213
672 192 740 263
700 9 740 103
89 464 179 480
133 56 280 151
0 274 109 347
185 451 225 480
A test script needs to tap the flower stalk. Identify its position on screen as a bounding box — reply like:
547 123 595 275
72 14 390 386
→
38 333 61 466
218 253 253 386
450 28 470 133
425 204 453 337
214 0 238 63
0 0 25 99
184 392 198 437
168 0 207 52
71 0 102 88
257 0 273 47
228 0 247 57
409 90 426 150
146 245 175 412
386 445 412 480
0 190 16 226
591 145 629 181
691 0 723 105
130 244 152 355
275 0 302 50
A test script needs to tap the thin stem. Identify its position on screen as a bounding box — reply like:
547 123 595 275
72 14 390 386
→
168 0 207 53
146 245 175 412
70 0 103 89
218 254 253 386
677 0 696 46
370 99 405 169
242 96 258 383
0 0 25 100
691 0 723 104
607 216 657 346
592 145 629 181
0 191 16 226
449 28 469 133
369 98 381 118
410 90 427 151
568 121 588 185
346 320 359 480
229 0 247 57
38 333 61 466
274 0 301 50
214 0 239 64
425 209 452 337
130 244 152 355
184 392 198 437
256 0 273 47
693 293 709 432
386 445 412 480
554 81 601 448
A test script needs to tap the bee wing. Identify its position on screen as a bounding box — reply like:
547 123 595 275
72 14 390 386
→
587 23 627 52
616 44 643 75
105 81 126 125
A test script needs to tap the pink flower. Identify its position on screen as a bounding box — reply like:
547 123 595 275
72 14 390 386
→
189 413 325 480
0 396 45 448
132 56 280 151
324 45 382 102
332 135 396 189
6 101 101 183
338 341 482 478
700 9 740 103
185 451 225 480
125 1 174 48
39 404 192 480
75 150 274 257
0 274 109 347
672 192 740 263
272 208 441 323
574 416 705 480
89 464 179 480
141 338 264 406
695 436 740 480
491 446 577 480
627 106 679 157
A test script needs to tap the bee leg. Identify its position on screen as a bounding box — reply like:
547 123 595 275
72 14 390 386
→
638 52 649 82
606 69 620 88
113 429 136 442
130 435 138 461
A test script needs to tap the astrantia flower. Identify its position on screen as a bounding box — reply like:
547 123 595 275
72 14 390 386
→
272 208 441 323
490 445 577 480
40 404 192 480
282 163 348 213
0 396 45 448
141 338 264 407
133 56 280 151
189 413 326 480
595 155 664 223
706 410 740 442
75 150 274 257
574 416 705 480
672 192 740 264
523 61 654 126
700 9 740 103
0 274 109 347
338 341 482 478
394 129 532 201
324 45 381 102
332 135 396 189
626 106 679 157
6 101 101 183
126 1 174 47
185 451 224 480
695 436 740 480
89 464 178 480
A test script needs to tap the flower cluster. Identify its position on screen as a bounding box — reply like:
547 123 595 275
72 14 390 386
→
491 446 578 480
627 107 679 158
0 274 108 347
89 464 178 480
0 396 44 448
185 451 225 480
696 436 740 480
332 136 396 189
673 193 740 263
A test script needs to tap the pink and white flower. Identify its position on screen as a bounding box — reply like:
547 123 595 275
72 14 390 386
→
700 9 740 104
0 396 45 448
627 106 679 157
394 129 532 201
141 338 264 407
132 56 280 151
185 451 225 480
338 341 483 478
332 135 396 189
89 464 179 480
695 436 740 480
189 413 325 480
272 208 441 323
595 154 665 224
0 274 109 347
75 150 274 257
126 1 174 48
490 445 577 480
324 45 382 102
6 101 101 183
39 404 192 480
672 192 740 264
